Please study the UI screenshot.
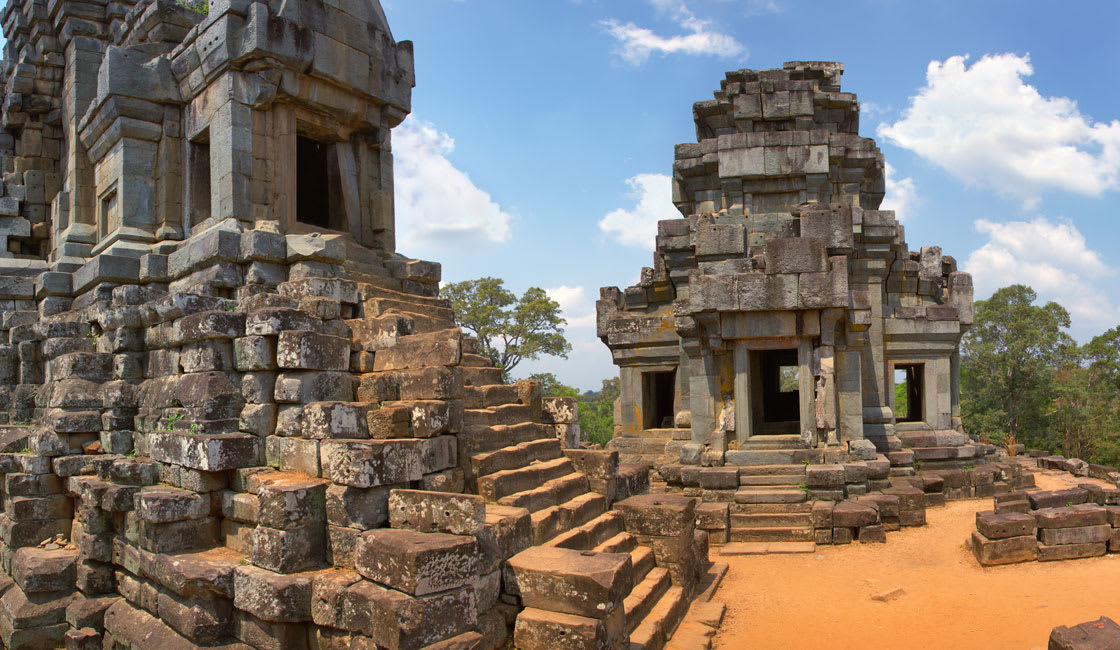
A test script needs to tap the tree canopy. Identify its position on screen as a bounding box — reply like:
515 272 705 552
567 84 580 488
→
961 284 1074 450
442 277 571 379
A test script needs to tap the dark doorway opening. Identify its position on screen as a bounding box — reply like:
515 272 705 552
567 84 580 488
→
296 136 347 231
642 370 676 429
895 363 923 422
758 348 799 426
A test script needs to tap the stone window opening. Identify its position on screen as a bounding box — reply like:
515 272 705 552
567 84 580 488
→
98 185 118 241
188 132 211 229
642 370 676 430
296 135 348 232
895 364 924 422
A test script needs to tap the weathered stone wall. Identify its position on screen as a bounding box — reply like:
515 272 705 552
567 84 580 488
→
0 1 723 649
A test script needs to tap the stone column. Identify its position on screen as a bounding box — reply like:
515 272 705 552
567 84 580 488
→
733 342 752 446
797 338 817 446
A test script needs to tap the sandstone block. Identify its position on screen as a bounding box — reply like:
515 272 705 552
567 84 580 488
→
1034 504 1107 529
388 489 486 535
614 494 696 537
277 330 350 371
233 565 314 622
975 511 1036 540
355 528 479 595
1039 524 1111 546
970 532 1037 565
508 546 632 619
514 607 625 650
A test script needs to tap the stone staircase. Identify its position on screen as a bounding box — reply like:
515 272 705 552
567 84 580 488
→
729 435 816 543
355 282 706 650
460 373 694 650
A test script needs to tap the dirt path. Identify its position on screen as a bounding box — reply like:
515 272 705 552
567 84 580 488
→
711 470 1120 650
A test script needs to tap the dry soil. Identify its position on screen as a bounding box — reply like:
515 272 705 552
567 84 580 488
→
711 470 1120 650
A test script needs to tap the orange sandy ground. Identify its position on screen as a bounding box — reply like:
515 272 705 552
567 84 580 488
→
711 470 1120 650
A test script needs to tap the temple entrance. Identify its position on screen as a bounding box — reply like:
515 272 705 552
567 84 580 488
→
752 348 800 434
642 369 676 429
894 363 924 422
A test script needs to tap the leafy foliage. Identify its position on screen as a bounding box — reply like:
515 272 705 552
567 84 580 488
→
443 277 571 380
961 284 1074 450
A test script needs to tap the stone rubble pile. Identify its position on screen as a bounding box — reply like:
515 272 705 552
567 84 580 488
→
972 484 1120 566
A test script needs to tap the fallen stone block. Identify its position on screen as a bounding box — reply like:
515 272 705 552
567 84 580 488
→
1034 504 1108 529
1039 525 1111 546
1038 542 1107 562
1049 616 1120 650
975 511 1036 540
970 531 1037 566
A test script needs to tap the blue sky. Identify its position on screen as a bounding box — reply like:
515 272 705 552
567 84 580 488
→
382 0 1120 391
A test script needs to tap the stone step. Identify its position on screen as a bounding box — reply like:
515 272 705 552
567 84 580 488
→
740 434 812 450
478 457 575 502
471 438 563 478
737 464 808 476
459 353 493 367
912 445 978 461
897 429 969 448
462 366 504 386
497 472 589 512
541 505 620 549
624 567 672 635
593 531 638 555
737 474 804 486
363 292 455 325
461 384 520 409
725 449 814 465
463 403 533 428
628 585 689 650
642 428 691 440
729 527 816 543
631 545 657 583
734 487 808 504
731 502 812 514
530 493 607 545
730 512 812 528
459 422 554 458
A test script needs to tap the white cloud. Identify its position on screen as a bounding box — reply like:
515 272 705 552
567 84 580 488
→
880 162 917 220
546 285 596 329
393 116 514 249
598 173 678 249
879 53 1120 207
964 217 1118 326
601 0 745 65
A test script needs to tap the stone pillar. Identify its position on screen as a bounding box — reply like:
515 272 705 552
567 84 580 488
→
733 342 752 446
797 338 817 446
950 348 962 431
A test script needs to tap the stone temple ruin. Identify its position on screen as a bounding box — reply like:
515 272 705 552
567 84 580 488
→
598 62 1000 545
0 1 726 649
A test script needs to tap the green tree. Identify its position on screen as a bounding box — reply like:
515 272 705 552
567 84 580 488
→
443 278 571 379
961 284 1074 450
528 372 578 398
